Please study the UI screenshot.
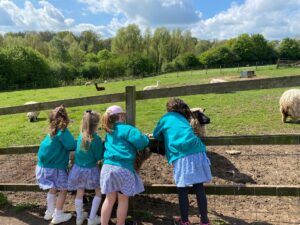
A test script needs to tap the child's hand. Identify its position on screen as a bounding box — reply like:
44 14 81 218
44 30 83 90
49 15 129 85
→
145 133 153 138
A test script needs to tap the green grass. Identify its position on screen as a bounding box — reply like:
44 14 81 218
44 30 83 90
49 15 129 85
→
0 65 300 148
13 202 38 212
0 193 9 207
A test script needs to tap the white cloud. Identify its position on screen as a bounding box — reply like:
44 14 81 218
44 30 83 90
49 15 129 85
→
0 0 74 32
191 0 300 40
78 0 200 26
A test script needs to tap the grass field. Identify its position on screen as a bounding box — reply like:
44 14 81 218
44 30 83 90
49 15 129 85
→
0 65 300 148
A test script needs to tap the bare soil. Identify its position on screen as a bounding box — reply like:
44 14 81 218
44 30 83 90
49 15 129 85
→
0 145 299 224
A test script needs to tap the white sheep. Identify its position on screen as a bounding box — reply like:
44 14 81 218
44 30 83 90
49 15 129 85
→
24 101 40 122
279 89 300 123
85 81 92 86
210 78 227 83
143 81 160 90
190 107 210 137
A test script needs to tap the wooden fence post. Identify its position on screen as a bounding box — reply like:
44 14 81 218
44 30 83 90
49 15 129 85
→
125 86 136 126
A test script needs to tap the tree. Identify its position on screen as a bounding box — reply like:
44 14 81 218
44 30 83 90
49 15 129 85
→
68 42 85 66
0 34 3 47
232 34 255 62
152 28 171 72
199 46 237 65
0 46 52 89
112 24 143 56
195 40 212 55
79 31 102 53
49 36 70 62
278 38 300 60
174 53 200 70
251 34 276 61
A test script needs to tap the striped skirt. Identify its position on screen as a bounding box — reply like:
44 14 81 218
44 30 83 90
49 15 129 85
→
36 166 68 190
68 164 100 190
173 152 212 187
100 164 144 196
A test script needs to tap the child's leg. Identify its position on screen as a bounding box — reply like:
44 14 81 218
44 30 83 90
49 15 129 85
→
75 189 85 216
51 190 72 224
101 192 117 225
47 189 56 213
89 188 102 219
193 183 209 224
56 190 68 210
116 193 129 225
177 187 189 223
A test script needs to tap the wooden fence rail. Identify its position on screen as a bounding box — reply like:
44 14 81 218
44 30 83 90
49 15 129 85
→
1 75 300 116
1 134 300 155
0 183 299 197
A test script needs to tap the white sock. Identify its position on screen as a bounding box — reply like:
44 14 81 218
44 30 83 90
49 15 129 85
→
47 193 56 213
75 198 84 217
89 196 101 219
54 208 63 216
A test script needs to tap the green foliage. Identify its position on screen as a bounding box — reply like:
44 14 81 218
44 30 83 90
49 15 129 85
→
0 28 299 91
49 36 70 62
80 62 101 79
279 38 300 60
0 46 52 90
112 24 143 56
0 193 9 207
199 46 237 65
13 202 38 212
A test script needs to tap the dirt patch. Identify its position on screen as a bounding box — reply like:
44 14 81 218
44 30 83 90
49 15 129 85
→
0 145 299 224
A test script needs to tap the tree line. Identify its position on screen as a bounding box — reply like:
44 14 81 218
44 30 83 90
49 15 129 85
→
0 24 300 90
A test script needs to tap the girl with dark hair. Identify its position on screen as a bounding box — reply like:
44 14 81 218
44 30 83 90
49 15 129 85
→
153 98 212 225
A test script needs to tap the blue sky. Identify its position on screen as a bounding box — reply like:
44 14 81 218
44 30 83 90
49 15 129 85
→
0 0 299 39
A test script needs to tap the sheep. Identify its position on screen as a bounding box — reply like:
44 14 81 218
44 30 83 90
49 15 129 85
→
210 78 227 83
134 147 152 172
143 81 160 91
190 107 210 137
279 89 300 123
85 81 92 86
24 101 40 122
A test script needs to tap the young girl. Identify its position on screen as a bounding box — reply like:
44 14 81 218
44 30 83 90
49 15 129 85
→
36 105 76 224
100 105 149 225
68 110 104 225
153 98 212 225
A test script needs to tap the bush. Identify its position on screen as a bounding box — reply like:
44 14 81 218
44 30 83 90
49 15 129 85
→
0 46 53 90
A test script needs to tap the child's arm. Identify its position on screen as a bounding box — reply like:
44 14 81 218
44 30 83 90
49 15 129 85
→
127 127 149 151
93 135 104 161
153 120 164 141
59 128 76 151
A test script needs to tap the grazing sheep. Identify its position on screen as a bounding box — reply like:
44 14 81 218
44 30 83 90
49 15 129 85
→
190 107 210 137
24 101 40 122
143 81 160 90
210 78 227 83
279 89 300 123
85 81 92 86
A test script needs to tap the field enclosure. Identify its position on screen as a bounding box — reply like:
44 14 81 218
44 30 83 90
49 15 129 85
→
0 74 300 224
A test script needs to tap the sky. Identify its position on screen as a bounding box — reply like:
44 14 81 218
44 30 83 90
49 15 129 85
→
0 0 299 40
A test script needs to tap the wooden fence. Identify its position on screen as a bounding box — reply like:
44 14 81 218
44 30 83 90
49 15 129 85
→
1 75 300 196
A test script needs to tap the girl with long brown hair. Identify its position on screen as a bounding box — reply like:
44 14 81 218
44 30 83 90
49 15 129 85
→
36 105 76 224
67 110 104 225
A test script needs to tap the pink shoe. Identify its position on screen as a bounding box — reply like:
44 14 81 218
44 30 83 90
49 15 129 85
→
173 217 191 225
